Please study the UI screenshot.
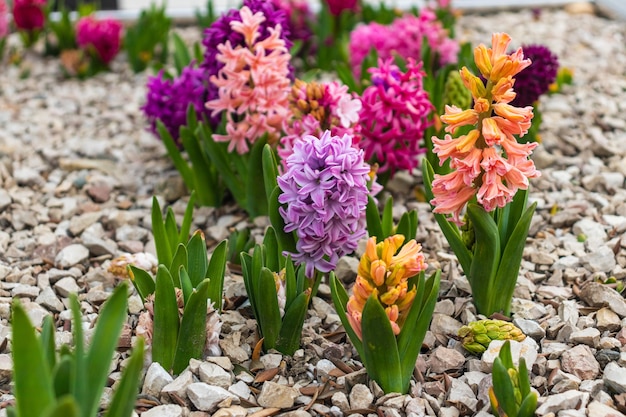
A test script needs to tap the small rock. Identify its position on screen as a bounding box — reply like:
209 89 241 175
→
535 390 589 415
334 256 359 283
212 406 247 417
86 182 112 203
595 349 620 368
0 190 12 211
349 383 373 410
428 347 465 374
55 244 89 268
573 218 607 248
596 307 621 332
141 405 183 417
162 369 196 400
54 276 80 297
482 339 538 369
579 283 626 317
604 362 626 393
331 391 350 412
587 400 626 417
69 212 102 236
0 354 12 384
511 299 547 320
430 313 463 337
513 318 546 340
569 327 601 347
142 362 173 397
198 362 232 388
187 383 238 412
228 381 250 399
256 381 299 408
561 345 600 380
35 286 64 312
584 246 617 272
447 378 477 412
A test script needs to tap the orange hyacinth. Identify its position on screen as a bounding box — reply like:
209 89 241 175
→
430 32 540 225
347 235 427 339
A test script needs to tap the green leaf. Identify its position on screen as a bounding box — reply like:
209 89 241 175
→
152 196 172 267
240 253 259 321
245 136 269 218
83 282 129 417
492 202 536 316
284 256 297 309
330 274 364 360
422 160 473 273
70 294 86 412
361 296 404 394
492 357 518 417
42 396 79 417
169 244 188 289
257 268 283 350
518 357 532 399
157 120 195 194
335 61 360 93
11 301 55 417
105 338 144 417
276 291 310 355
172 32 191 74
187 231 208 287
467 204 501 316
268 187 297 254
153 266 180 372
263 227 280 273
179 191 197 244
172 279 211 374
179 266 194 305
499 340 514 370
381 197 394 238
40 315 56 370
262 144 279 203
181 123 223 207
365 195 383 239
128 266 156 302
52 355 73 398
397 270 440 393
517 391 538 417
206 239 227 312
164 209 179 255
497 188 528 253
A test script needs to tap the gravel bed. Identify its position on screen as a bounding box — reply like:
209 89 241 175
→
1 5 626 417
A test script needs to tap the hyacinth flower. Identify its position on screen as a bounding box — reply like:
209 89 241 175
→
76 16 123 66
278 79 362 164
13 0 46 47
359 58 433 180
423 32 541 317
271 130 372 284
0 0 8 59
331 235 440 394
458 319 526 354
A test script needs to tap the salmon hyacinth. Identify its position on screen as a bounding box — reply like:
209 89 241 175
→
206 6 292 154
347 235 427 339
430 33 541 225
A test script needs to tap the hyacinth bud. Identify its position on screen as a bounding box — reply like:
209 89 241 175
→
444 70 473 110
273 269 287 318
459 319 526 354
347 235 427 339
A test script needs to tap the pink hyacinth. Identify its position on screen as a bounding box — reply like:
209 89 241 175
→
0 0 8 38
206 6 292 154
12 0 46 32
76 16 123 64
349 8 458 78
279 79 361 163
358 58 433 175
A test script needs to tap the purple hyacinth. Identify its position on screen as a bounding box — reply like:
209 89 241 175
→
201 0 293 112
142 65 210 143
510 44 559 107
277 130 371 277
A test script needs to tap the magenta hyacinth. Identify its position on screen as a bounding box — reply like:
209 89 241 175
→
510 44 559 107
0 0 8 38
12 0 46 32
359 58 433 175
277 130 371 277
76 16 123 64
142 65 210 142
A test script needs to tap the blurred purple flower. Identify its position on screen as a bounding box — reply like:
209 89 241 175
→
510 44 559 107
277 130 371 277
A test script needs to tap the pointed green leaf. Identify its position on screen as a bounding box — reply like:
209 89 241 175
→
179 266 193 305
518 391 538 417
365 195 383 239
164 209 179 255
105 338 144 417
245 136 269 217
284 256 297 309
493 202 536 316
263 227 280 273
276 291 310 355
128 265 156 301
269 187 297 254
361 296 404 394
206 239 227 312
53 355 73 399
262 144 279 204
492 357 518 417
156 120 195 191
179 191 197 244
187 231 208 287
169 244 188 289
172 32 191 74
11 301 55 417
518 357 532 399
40 315 56 370
381 197 394 238
70 294 86 412
467 204 501 316
83 283 129 417
152 196 172 267
257 268 283 350
153 266 179 372
499 340 514 370
240 252 260 320
422 160 473 273
181 123 223 207
172 279 211 374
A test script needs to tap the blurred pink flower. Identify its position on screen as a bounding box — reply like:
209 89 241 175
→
0 0 8 38
325 0 359 16
12 0 46 32
206 6 292 154
76 16 123 64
